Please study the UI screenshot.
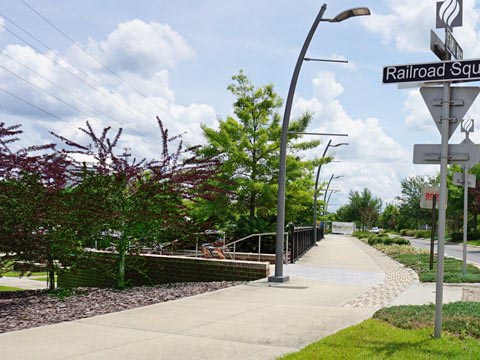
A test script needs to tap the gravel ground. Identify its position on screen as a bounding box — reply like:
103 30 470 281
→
0 282 241 334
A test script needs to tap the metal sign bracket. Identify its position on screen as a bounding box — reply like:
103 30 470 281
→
432 99 465 106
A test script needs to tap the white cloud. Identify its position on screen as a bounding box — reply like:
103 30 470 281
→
0 21 214 160
362 0 480 56
69 19 196 77
404 89 436 132
293 71 433 207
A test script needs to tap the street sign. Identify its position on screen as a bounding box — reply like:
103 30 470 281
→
453 171 476 187
382 59 480 85
413 139 480 166
420 186 441 209
431 30 448 61
437 0 463 29
420 86 480 138
446 29 463 60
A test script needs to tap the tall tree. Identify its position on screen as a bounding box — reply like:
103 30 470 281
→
199 71 322 237
55 119 220 288
397 175 437 230
0 122 77 289
337 188 382 230
380 203 400 230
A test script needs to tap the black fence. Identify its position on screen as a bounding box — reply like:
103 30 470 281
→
288 225 323 263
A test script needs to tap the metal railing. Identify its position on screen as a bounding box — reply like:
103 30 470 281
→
225 232 289 263
289 225 321 263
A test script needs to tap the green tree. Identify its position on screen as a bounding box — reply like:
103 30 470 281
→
337 188 382 230
380 203 399 230
199 71 322 237
397 175 437 230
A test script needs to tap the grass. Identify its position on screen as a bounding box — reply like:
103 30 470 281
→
374 302 480 339
469 240 480 246
1 271 48 278
393 253 480 282
0 285 23 292
279 318 480 360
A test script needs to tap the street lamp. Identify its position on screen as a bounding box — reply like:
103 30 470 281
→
323 174 344 213
325 189 341 214
313 141 348 243
270 3 370 283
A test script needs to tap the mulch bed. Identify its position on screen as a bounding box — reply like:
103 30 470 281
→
0 281 241 334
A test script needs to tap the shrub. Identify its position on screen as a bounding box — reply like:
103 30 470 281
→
415 230 431 239
451 232 478 242
399 229 411 236
352 230 369 239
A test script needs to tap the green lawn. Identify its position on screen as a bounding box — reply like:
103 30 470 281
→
279 318 480 360
393 253 480 282
469 240 480 246
0 285 23 292
374 302 480 339
2 271 47 278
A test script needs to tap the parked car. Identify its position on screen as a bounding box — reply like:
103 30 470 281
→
370 227 380 234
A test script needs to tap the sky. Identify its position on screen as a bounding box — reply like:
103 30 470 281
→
1 0 480 212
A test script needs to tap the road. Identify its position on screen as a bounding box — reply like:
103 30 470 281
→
408 238 480 266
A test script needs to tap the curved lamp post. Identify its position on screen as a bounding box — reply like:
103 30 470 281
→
325 189 341 215
269 4 370 283
313 142 348 242
323 174 344 211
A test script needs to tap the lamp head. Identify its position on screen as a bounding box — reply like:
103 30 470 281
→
331 7 371 22
331 142 349 147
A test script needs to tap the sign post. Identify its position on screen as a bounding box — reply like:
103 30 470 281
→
383 0 474 338
421 186 440 271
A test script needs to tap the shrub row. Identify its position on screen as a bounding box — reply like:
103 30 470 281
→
399 229 432 238
450 232 479 242
367 234 410 246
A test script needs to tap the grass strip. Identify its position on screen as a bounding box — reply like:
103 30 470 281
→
0 285 23 292
374 301 480 339
392 253 480 282
279 318 480 360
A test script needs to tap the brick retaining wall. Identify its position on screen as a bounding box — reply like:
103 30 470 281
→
58 252 270 288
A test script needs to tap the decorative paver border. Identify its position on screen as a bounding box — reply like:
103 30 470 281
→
343 238 418 308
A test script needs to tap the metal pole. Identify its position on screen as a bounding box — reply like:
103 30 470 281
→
313 140 332 242
270 3 327 283
323 174 335 214
434 79 450 338
430 195 436 271
463 165 469 276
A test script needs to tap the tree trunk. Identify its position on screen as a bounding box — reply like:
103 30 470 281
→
46 238 55 291
117 237 127 289
474 210 478 239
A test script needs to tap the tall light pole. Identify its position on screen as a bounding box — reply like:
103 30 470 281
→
323 175 344 214
313 142 348 242
269 4 370 283
325 189 341 214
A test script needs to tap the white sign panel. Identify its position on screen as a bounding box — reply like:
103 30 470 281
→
332 222 356 235
420 186 441 209
420 87 480 139
413 139 480 166
453 172 476 188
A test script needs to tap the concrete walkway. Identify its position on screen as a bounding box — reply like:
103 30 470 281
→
0 235 427 359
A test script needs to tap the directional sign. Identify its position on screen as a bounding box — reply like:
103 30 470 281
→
446 29 463 60
413 139 480 166
437 0 463 30
431 30 449 61
420 186 441 209
420 86 480 138
383 59 480 85
453 172 476 188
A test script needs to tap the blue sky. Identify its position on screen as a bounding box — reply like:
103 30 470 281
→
1 0 479 211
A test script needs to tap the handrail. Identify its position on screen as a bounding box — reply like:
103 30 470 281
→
225 232 276 247
223 232 288 262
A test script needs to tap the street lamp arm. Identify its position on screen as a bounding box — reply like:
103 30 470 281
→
273 3 328 283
